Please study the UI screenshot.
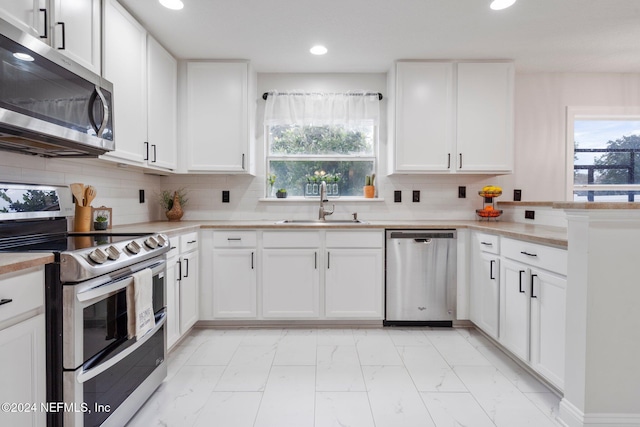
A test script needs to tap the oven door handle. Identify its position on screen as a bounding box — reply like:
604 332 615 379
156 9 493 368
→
76 310 166 384
76 260 165 303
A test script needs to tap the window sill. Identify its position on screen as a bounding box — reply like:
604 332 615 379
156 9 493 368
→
258 197 385 203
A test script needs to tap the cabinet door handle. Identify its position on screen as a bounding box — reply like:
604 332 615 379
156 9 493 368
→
531 274 538 298
327 252 330 269
177 259 182 281
144 142 149 160
518 270 525 293
184 258 189 278
242 153 245 170
251 252 254 269
0 298 13 306
489 259 495 279
39 8 48 39
520 251 537 257
459 153 463 169
56 21 65 49
151 144 157 163
314 252 317 269
447 153 451 169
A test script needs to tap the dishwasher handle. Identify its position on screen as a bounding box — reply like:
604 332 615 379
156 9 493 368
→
388 231 456 240
414 238 432 244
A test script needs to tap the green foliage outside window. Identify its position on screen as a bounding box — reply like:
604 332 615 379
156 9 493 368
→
267 125 375 197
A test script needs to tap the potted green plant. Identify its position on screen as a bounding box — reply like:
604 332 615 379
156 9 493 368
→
94 214 109 230
364 173 376 198
267 173 276 197
159 188 189 221
276 188 288 198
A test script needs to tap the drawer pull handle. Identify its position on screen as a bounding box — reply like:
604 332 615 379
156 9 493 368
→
188 240 197 244
520 251 537 257
227 238 242 241
481 242 493 246
0 298 13 306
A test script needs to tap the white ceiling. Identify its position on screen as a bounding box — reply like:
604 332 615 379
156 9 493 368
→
118 0 640 73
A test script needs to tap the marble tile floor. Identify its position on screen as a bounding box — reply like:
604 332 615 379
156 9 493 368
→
126 327 562 427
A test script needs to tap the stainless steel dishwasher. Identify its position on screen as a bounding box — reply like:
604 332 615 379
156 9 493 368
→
384 229 457 326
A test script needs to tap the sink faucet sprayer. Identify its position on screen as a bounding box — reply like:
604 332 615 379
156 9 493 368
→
319 181 334 220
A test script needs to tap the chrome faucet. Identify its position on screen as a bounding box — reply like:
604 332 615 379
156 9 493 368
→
319 181 334 220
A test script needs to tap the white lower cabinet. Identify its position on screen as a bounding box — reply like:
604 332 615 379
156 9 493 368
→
325 231 383 319
211 231 257 318
500 258 531 361
500 237 567 390
202 229 384 321
469 232 500 339
166 231 199 349
0 267 46 427
262 248 320 318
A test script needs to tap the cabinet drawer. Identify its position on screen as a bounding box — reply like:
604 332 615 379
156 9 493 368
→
502 237 567 276
326 231 383 248
263 231 321 248
180 231 199 252
0 268 44 325
212 231 257 248
473 232 500 254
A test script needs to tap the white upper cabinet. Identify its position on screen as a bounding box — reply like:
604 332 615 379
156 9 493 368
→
392 61 454 172
185 61 256 174
101 0 147 165
389 60 514 174
456 62 514 173
0 0 101 74
147 35 177 171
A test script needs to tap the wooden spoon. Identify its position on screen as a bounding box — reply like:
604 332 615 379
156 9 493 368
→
84 185 97 207
70 183 84 206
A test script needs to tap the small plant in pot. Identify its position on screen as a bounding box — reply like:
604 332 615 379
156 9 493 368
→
276 188 288 198
94 214 108 230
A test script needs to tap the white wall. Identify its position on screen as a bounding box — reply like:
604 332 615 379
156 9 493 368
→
512 73 640 201
0 152 161 225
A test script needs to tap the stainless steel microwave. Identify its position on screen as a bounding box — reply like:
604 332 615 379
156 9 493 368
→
0 17 114 157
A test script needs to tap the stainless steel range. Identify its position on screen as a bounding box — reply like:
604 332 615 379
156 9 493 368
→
0 183 169 427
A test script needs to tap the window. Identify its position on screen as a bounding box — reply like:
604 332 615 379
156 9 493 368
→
568 108 640 201
264 91 379 198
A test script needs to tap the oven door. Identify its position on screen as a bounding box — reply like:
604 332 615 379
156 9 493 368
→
63 258 166 370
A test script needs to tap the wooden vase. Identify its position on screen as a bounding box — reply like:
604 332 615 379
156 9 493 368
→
165 191 184 221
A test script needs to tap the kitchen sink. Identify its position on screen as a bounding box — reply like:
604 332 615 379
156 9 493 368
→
274 219 369 225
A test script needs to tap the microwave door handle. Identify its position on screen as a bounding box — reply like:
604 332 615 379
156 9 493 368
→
88 86 110 137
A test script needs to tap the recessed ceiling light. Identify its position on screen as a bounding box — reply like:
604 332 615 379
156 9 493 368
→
310 45 328 55
13 52 34 61
159 0 184 10
490 0 516 10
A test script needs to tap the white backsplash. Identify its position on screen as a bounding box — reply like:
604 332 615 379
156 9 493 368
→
0 151 162 226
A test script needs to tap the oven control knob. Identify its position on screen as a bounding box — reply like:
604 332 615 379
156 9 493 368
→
144 236 159 249
155 234 167 247
126 240 141 254
106 245 121 260
89 248 108 264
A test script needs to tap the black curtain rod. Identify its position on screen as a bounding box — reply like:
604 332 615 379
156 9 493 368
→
262 92 383 101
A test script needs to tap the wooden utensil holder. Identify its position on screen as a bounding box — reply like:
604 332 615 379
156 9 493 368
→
74 205 92 232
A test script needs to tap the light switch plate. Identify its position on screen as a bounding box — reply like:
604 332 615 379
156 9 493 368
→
413 190 420 203
222 191 230 203
458 186 466 198
394 191 402 203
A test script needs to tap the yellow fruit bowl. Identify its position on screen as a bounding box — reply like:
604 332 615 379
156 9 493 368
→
478 190 503 198
476 208 503 218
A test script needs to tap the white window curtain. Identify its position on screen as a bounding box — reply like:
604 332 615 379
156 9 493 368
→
263 91 380 127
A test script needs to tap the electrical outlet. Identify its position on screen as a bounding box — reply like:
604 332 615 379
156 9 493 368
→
394 190 402 203
525 210 535 220
458 186 466 198
514 189 522 201
413 190 420 203
222 190 230 203
139 189 145 203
